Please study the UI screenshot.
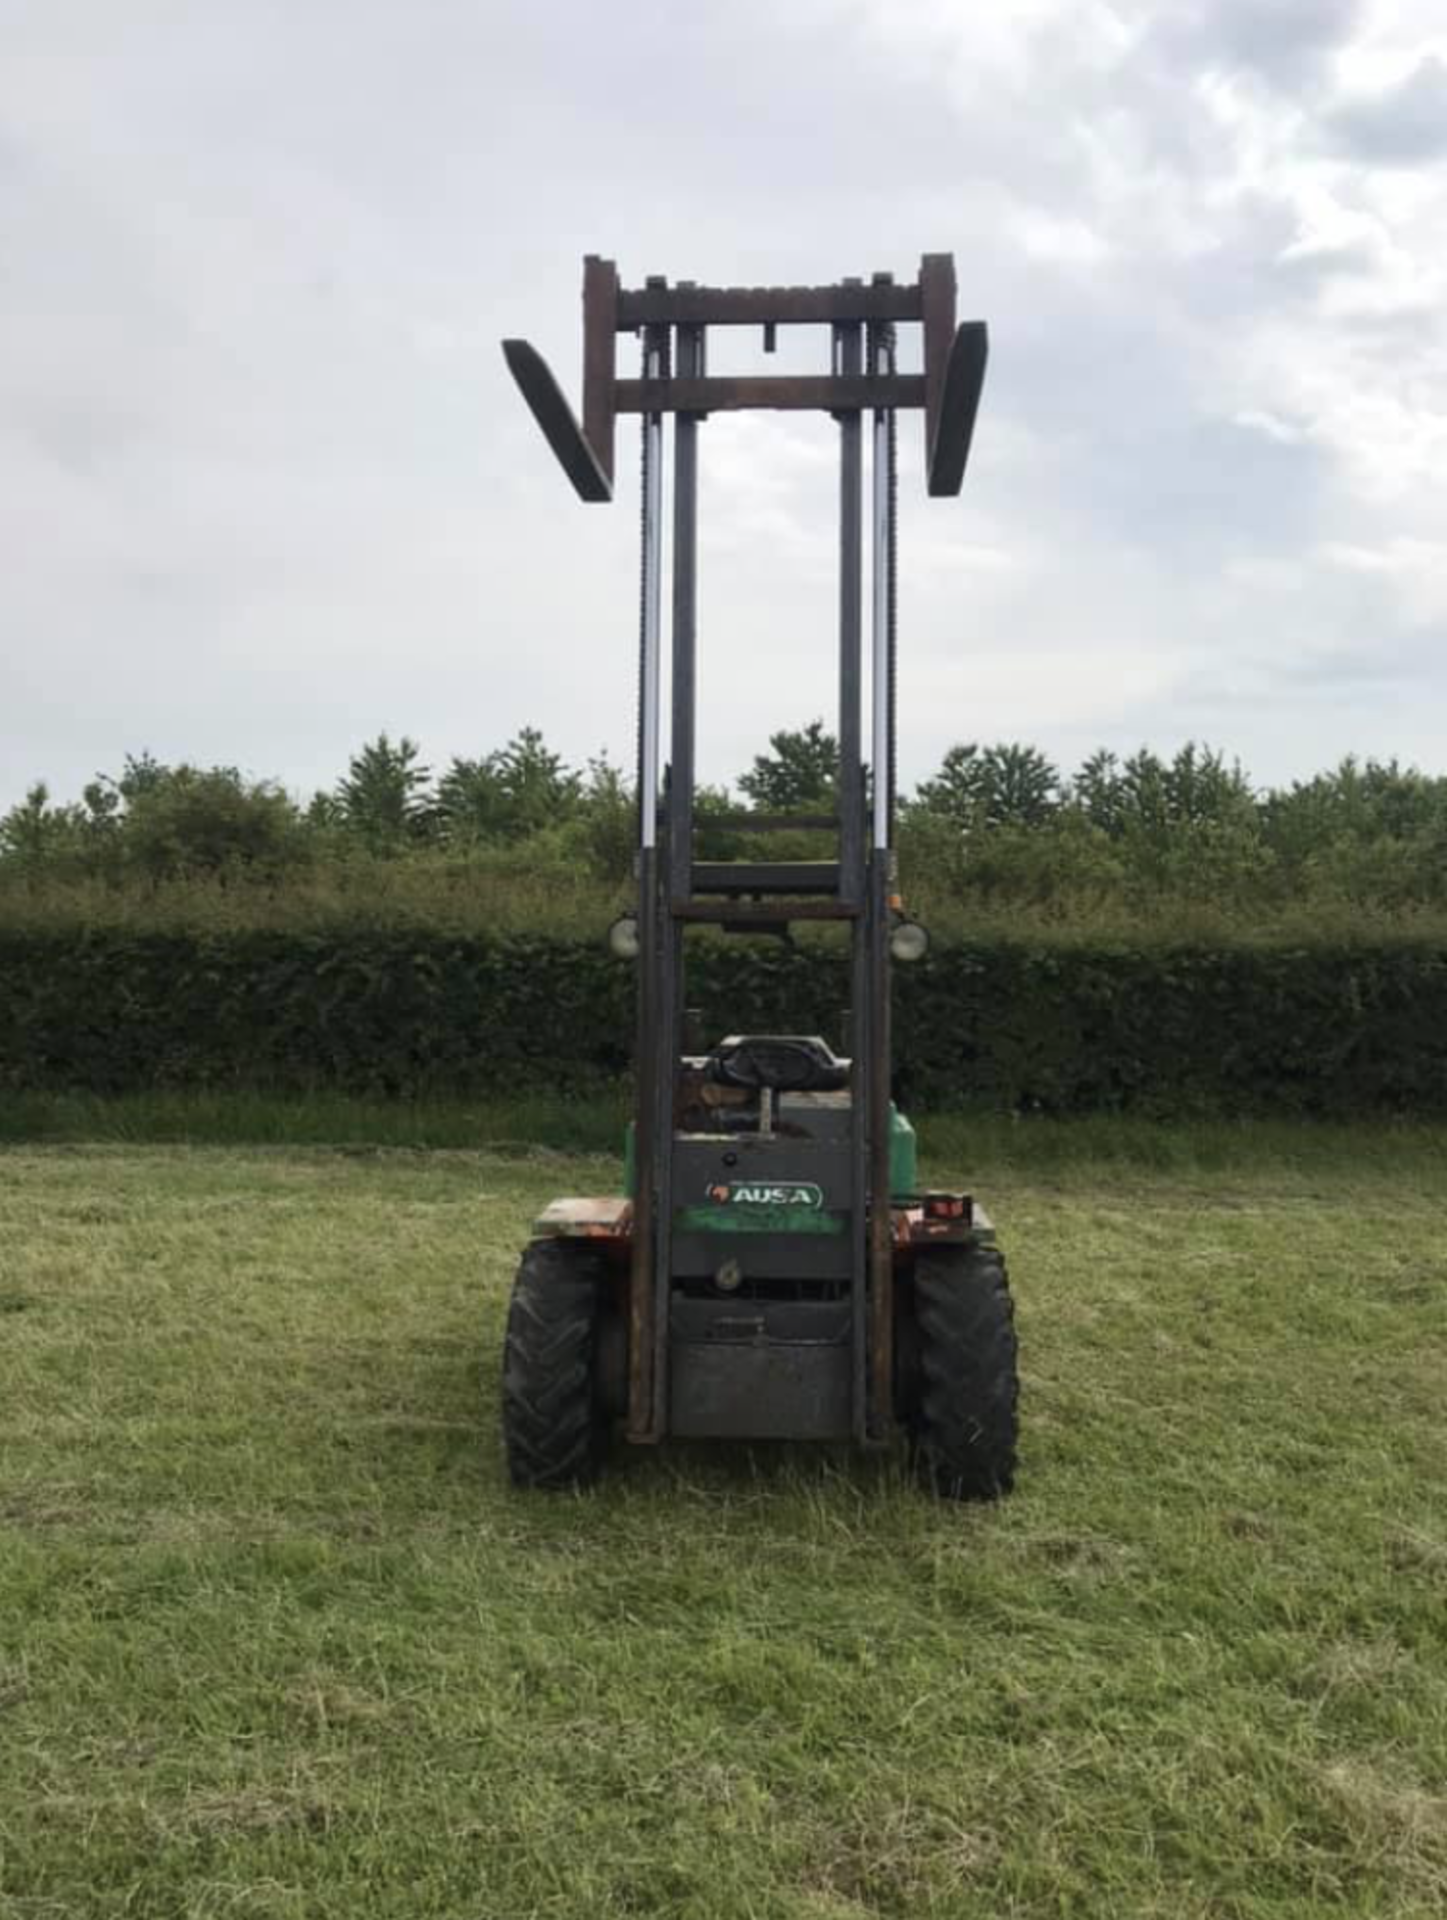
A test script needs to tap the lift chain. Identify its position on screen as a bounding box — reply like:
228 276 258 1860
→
885 323 899 833
868 318 900 835
635 324 671 818
634 339 650 817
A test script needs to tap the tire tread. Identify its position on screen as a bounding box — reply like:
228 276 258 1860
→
911 1244 1019 1500
501 1239 606 1489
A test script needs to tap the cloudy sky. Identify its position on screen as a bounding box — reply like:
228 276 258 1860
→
2 0 1444 810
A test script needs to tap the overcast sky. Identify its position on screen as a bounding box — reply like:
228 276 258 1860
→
2 0 1445 810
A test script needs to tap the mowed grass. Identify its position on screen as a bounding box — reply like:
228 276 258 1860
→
1 1130 1445 1919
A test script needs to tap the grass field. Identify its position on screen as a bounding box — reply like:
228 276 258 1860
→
2 1123 1445 1918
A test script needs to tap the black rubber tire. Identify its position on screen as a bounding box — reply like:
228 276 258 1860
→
909 1244 1019 1501
501 1238 607 1490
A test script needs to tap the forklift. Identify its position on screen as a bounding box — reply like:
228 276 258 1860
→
498 255 1018 1497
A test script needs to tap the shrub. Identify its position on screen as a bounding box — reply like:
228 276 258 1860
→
2 929 1444 1115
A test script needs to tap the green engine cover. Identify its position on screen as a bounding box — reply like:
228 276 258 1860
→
890 1105 918 1196
624 1106 917 1225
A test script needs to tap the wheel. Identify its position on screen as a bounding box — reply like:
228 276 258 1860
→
905 1243 1019 1500
501 1238 608 1489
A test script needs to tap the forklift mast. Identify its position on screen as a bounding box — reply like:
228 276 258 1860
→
503 257 988 1452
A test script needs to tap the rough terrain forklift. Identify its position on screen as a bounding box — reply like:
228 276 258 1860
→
499 255 1018 1497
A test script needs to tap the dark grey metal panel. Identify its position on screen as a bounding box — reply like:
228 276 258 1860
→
668 1298 853 1438
670 1135 854 1203
669 1345 852 1438
672 1298 851 1342
669 1233 853 1281
777 1092 853 1141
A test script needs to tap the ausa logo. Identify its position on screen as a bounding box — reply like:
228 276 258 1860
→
706 1180 824 1209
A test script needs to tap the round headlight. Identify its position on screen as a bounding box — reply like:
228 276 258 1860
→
607 914 641 960
889 919 930 964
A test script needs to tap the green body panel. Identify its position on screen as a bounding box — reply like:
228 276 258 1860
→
889 1106 917 1197
673 1202 846 1236
623 1104 918 1219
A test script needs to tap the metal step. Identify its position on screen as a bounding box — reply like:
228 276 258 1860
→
672 900 858 924
701 812 838 834
691 861 841 895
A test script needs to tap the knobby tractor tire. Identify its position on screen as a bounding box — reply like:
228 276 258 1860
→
501 1238 608 1490
909 1244 1019 1501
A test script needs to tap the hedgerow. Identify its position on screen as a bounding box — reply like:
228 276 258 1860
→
2 929 1444 1114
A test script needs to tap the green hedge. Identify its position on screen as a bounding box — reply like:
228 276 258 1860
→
1 930 1445 1114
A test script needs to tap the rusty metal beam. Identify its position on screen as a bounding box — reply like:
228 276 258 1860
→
617 374 925 415
919 252 956 480
617 283 923 328
581 255 618 490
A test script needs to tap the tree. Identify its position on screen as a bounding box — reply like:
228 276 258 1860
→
80 779 121 838
1085 744 1256 842
437 728 583 843
738 720 838 812
304 789 345 831
571 753 635 881
122 767 302 880
85 750 172 805
335 735 432 848
1160 743 1254 829
974 743 1059 828
912 742 1059 830
0 784 80 868
911 744 983 828
1070 749 1127 835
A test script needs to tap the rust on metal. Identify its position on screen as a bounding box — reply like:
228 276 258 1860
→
617 374 925 415
919 252 957 474
581 255 619 489
616 282 923 328
897 1195 990 1246
533 1197 633 1240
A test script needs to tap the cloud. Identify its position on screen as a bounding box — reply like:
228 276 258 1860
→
1165 0 1365 83
0 0 1444 809
1328 54 1447 163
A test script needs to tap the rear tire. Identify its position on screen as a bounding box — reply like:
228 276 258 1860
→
907 1244 1019 1501
501 1239 607 1490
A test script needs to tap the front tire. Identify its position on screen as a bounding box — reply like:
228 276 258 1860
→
906 1244 1019 1500
501 1239 607 1489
